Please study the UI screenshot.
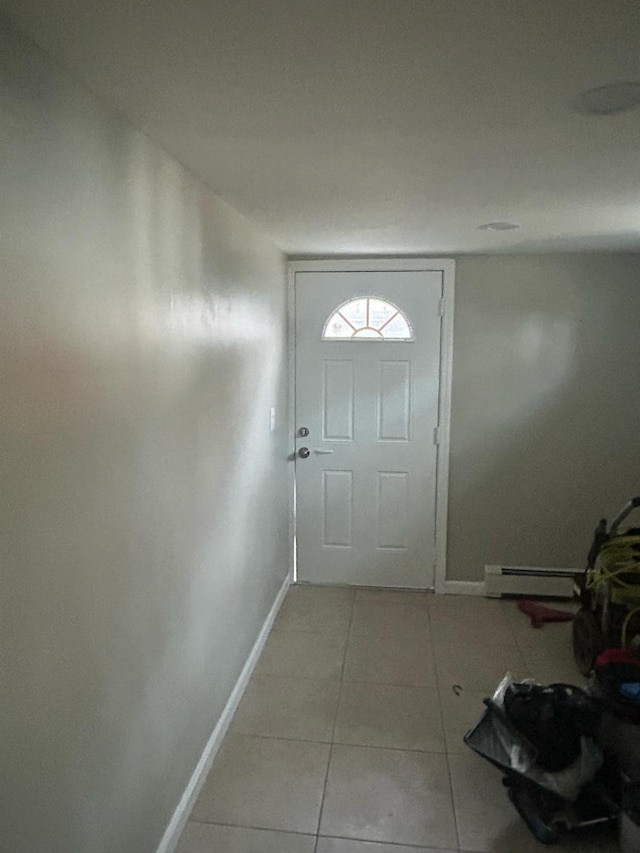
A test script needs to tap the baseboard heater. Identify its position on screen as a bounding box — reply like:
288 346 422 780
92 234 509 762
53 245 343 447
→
484 564 581 599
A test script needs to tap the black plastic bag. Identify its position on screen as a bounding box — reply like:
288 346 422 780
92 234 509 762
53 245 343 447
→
504 683 601 772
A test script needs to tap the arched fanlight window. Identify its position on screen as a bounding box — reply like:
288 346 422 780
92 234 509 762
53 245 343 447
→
322 297 413 340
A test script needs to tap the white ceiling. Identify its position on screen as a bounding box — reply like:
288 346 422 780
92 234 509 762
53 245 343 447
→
3 0 640 255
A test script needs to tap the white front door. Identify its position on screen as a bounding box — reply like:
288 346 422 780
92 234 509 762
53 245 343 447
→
294 266 448 589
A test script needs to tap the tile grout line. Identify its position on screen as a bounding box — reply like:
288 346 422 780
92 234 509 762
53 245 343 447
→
334 587 357 747
198 585 348 849
431 598 559 850
312 588 357 845
504 602 554 683
428 601 462 852
315 743 334 844
329 594 461 851
230 728 453 755
339 589 357 682
189 818 466 852
320 832 461 850
186 817 315 838
244 671 344 683
317 830 462 850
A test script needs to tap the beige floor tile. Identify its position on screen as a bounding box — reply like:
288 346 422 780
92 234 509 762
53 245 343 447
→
428 597 516 648
449 750 546 853
287 584 356 604
175 822 316 853
522 629 575 661
519 647 586 687
317 838 454 853
439 687 489 754
230 675 341 741
343 632 437 687
191 735 330 833
349 601 431 639
503 604 583 685
275 593 353 635
354 588 431 608
319 744 458 848
429 609 517 647
333 682 445 752
435 640 529 693
255 630 347 680
428 594 510 621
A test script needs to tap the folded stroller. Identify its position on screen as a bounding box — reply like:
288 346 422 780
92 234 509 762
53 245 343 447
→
464 678 618 844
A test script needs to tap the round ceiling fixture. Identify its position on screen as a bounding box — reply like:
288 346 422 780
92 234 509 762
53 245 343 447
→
477 221 520 231
576 82 640 116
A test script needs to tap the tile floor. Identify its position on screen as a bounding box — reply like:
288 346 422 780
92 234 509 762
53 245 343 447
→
176 586 620 852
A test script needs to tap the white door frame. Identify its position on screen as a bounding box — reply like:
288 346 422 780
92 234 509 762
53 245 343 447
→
287 258 455 594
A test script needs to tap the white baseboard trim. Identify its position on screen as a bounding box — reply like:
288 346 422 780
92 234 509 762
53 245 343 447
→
443 580 486 596
156 573 292 853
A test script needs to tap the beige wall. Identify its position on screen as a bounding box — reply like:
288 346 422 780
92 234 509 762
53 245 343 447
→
448 253 640 582
1 18 289 853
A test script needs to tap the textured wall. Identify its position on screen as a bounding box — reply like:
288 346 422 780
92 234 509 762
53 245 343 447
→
0 17 289 853
448 253 640 582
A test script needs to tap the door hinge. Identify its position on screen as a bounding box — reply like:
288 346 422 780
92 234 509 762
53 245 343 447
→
438 297 445 317
433 425 440 445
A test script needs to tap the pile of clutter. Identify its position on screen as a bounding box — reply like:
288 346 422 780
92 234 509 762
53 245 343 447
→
465 642 640 849
466 496 640 847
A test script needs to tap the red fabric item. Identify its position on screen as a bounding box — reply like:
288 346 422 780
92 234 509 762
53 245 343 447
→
595 647 640 667
516 599 575 629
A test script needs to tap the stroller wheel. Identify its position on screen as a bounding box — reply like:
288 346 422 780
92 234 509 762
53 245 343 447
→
572 609 603 676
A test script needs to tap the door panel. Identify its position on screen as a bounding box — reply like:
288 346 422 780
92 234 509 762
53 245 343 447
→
322 361 354 441
378 360 411 441
376 472 409 549
322 470 353 547
295 269 443 588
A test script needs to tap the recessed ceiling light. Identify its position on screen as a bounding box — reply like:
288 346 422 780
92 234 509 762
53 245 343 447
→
477 221 520 231
576 82 640 116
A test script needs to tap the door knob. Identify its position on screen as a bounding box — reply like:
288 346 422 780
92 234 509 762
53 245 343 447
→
298 447 310 459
